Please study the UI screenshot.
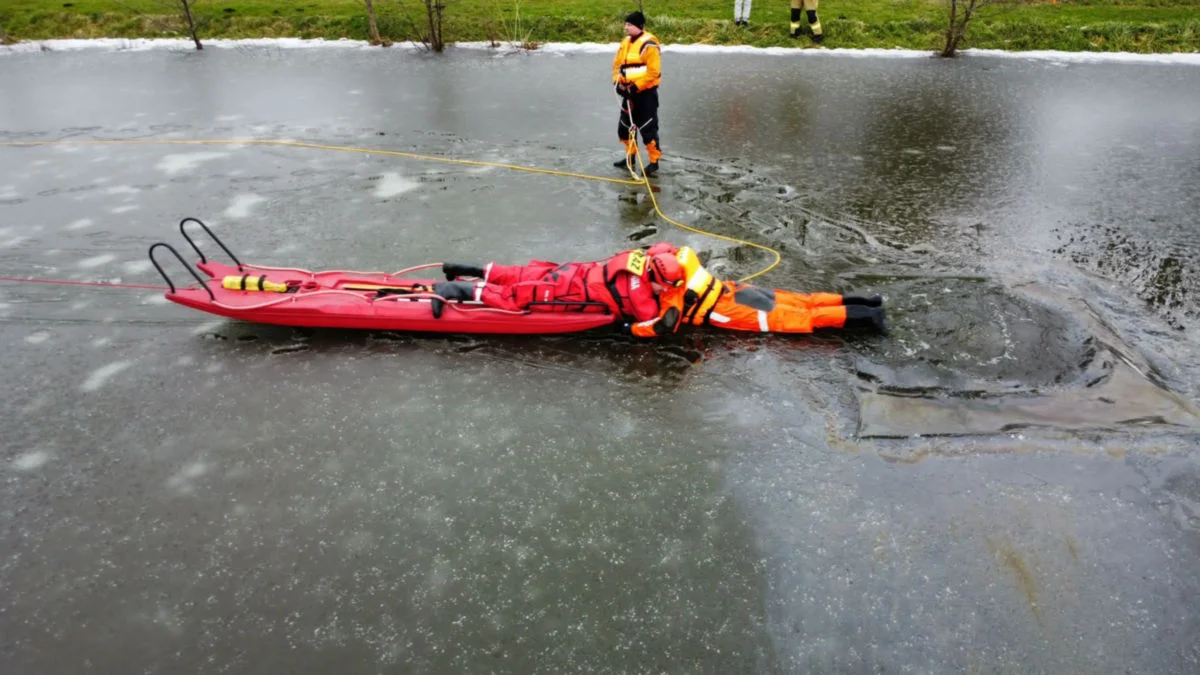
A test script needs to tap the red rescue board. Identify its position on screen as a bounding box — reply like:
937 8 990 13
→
149 219 618 335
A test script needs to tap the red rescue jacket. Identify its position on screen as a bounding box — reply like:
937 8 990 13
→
582 249 659 321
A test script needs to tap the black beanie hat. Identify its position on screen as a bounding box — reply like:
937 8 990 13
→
625 11 646 29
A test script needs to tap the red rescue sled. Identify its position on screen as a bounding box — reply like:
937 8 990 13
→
149 218 618 335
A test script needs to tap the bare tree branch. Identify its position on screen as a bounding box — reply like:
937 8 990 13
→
364 0 384 45
397 0 450 52
178 0 202 50
941 0 987 57
114 0 205 49
424 0 446 52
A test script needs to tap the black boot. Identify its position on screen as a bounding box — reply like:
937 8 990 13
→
430 281 477 319
442 262 485 280
843 294 883 307
644 161 659 176
613 155 635 169
844 305 887 334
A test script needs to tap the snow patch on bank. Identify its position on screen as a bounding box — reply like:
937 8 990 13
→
3 37 1198 65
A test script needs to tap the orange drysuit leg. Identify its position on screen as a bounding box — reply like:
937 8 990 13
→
708 296 846 333
774 290 845 309
705 283 847 333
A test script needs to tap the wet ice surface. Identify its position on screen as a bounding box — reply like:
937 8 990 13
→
2 46 1200 673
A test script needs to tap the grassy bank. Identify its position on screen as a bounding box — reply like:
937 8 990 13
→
2 0 1198 53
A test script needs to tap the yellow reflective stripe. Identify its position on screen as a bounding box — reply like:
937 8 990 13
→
676 246 721 318
685 268 710 290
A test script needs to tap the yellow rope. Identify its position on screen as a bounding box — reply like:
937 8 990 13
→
618 111 780 283
1 137 781 281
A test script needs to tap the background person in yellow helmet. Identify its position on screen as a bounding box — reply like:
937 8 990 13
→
791 0 824 43
612 11 663 176
626 245 886 338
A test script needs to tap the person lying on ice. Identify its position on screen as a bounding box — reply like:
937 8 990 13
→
624 244 887 338
430 247 686 321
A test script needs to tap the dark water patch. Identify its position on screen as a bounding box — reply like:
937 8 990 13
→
1162 469 1200 533
858 286 1200 438
627 225 658 241
367 330 412 343
853 279 1200 438
856 277 1091 390
36 183 106 197
269 344 309 355
1053 222 1199 330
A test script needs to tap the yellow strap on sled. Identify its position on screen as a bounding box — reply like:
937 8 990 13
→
222 274 289 293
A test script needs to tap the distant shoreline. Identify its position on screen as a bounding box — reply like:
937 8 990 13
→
3 38 1200 66
3 1 1199 55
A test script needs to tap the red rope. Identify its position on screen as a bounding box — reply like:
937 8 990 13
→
0 276 169 291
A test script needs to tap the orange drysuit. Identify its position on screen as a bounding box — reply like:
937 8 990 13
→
630 281 849 337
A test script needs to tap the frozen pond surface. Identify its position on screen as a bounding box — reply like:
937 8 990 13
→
2 43 1199 673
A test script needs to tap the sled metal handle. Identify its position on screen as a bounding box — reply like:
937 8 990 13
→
148 242 216 301
179 217 243 269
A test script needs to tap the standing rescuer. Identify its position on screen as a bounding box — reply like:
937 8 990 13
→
612 11 663 176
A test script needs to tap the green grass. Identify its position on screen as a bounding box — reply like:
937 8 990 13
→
2 0 1198 53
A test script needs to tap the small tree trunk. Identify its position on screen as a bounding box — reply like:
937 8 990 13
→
364 0 382 45
180 0 202 50
941 0 983 58
427 1 437 51
425 0 445 52
942 0 959 57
